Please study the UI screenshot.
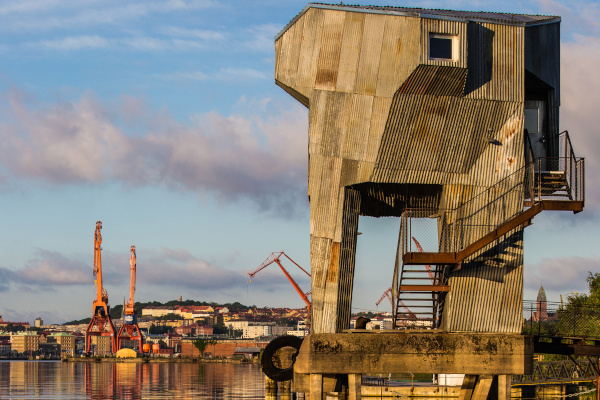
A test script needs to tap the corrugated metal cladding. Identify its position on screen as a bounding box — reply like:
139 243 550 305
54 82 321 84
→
464 23 524 102
274 3 562 334
420 19 467 69
299 3 559 26
441 228 523 333
372 65 521 186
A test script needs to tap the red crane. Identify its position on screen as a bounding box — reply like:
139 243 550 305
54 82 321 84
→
376 288 417 319
411 237 436 284
85 221 117 355
116 245 143 352
248 252 311 319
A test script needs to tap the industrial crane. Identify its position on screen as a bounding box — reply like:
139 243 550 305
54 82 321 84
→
377 288 417 319
411 237 436 284
248 252 311 323
116 245 143 352
85 221 117 355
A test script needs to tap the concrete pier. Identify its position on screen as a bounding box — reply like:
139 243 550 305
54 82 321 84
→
293 332 533 400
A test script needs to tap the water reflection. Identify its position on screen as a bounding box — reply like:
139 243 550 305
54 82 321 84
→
0 360 268 399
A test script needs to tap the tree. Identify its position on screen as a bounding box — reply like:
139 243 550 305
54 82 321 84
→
193 339 216 357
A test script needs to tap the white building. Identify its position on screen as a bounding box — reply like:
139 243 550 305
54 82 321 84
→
225 320 249 331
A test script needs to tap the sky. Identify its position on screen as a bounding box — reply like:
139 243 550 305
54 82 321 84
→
0 0 599 325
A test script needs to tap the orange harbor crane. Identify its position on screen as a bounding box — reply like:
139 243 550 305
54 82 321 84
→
116 245 143 352
377 288 417 319
85 221 117 356
248 252 311 324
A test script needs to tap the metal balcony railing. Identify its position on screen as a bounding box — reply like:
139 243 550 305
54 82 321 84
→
400 132 584 264
523 300 600 340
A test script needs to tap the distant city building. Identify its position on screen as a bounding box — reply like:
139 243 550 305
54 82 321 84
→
531 285 558 322
11 332 39 354
51 332 75 357
0 340 11 356
90 336 112 356
34 317 43 328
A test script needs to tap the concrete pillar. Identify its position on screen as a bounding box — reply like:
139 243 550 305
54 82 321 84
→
347 374 361 400
471 375 493 400
310 374 323 400
458 375 478 400
596 359 600 400
265 376 278 395
497 375 511 400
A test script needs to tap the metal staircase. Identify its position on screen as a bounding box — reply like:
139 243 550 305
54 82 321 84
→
392 131 584 329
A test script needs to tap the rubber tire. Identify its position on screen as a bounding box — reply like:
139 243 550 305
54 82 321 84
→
261 335 303 381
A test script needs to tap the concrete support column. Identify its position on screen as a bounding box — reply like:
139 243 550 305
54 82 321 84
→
458 375 478 400
310 374 323 400
596 359 599 400
497 375 511 400
471 375 494 400
348 374 361 400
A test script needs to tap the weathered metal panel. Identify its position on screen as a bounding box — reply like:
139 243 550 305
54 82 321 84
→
421 19 468 68
343 94 373 161
315 10 345 91
355 13 386 96
335 188 361 332
365 97 393 163
275 13 304 90
296 8 325 92
335 11 365 93
465 23 524 102
376 16 421 98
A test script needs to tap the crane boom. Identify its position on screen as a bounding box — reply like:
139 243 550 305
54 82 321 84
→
411 237 436 283
378 288 416 319
92 220 109 317
248 252 311 308
125 245 136 316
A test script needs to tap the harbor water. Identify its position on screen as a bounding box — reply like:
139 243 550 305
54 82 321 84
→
0 360 267 399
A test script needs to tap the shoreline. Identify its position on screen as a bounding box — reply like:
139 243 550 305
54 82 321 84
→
61 356 258 363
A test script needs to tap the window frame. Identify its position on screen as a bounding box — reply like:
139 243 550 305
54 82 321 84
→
428 33 459 62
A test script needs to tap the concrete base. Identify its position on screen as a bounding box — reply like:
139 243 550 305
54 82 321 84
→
293 332 533 400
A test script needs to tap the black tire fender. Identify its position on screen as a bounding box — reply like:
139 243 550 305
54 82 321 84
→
261 335 303 381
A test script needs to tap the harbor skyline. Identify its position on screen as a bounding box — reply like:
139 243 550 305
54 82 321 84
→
0 0 598 325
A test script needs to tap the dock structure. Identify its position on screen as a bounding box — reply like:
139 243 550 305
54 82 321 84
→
273 3 585 400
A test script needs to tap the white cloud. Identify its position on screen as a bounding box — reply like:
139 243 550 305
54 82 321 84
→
0 89 308 215
525 255 598 294
38 35 109 50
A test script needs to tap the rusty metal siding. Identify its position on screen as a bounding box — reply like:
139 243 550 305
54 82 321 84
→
465 23 524 102
335 188 361 332
421 19 468 68
274 13 304 91
376 15 421 98
295 8 325 93
315 10 345 91
335 11 365 93
442 228 524 333
354 13 386 96
371 66 522 187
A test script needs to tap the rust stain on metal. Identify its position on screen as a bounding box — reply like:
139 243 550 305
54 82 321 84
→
327 242 340 283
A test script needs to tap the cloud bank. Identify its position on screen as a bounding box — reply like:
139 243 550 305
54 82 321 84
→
0 90 308 215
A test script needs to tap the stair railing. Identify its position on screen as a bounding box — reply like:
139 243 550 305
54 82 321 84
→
401 151 584 256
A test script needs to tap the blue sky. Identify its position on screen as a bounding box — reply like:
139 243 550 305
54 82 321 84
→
0 0 598 324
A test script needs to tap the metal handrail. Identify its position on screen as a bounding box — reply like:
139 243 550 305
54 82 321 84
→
401 153 584 255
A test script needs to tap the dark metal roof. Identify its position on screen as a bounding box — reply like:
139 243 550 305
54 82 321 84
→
276 3 560 40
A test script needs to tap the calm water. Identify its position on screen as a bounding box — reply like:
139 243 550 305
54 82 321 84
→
0 361 271 399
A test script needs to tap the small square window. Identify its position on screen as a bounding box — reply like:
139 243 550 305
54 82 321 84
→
429 34 457 61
